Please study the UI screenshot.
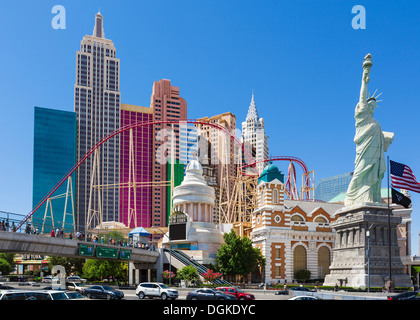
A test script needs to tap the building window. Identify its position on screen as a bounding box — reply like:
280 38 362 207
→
273 189 278 204
315 216 329 227
293 245 307 276
291 214 305 225
318 246 331 279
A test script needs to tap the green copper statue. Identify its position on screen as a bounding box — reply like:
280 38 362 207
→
344 54 394 206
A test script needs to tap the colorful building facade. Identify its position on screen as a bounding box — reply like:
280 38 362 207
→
119 104 153 228
251 163 343 284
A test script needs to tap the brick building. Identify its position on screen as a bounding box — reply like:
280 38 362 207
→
250 163 343 284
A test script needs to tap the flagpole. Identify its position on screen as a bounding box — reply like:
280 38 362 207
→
387 155 392 291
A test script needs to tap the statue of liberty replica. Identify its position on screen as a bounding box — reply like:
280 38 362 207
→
324 54 411 291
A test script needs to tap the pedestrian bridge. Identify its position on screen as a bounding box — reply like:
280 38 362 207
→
0 231 159 266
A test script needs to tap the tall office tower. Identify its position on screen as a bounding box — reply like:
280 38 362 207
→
150 79 187 228
119 104 153 228
241 93 268 174
179 124 198 171
196 112 237 223
32 107 77 233
315 172 354 202
74 12 121 229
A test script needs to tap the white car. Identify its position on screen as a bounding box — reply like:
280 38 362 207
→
288 295 322 300
66 276 86 283
0 289 69 300
136 282 178 300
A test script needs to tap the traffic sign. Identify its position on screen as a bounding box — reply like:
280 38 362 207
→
96 246 118 258
79 244 94 257
120 249 131 260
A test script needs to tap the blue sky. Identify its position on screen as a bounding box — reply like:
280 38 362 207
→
0 1 419 253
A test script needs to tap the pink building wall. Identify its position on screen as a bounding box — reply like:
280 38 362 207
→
119 105 153 228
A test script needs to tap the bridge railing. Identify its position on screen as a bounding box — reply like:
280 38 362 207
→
0 210 158 251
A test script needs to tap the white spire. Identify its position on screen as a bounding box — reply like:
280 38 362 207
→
246 91 259 120
93 11 105 38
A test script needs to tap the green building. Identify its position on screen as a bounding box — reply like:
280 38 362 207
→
167 158 185 224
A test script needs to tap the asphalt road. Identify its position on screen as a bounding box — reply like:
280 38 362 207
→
121 288 289 300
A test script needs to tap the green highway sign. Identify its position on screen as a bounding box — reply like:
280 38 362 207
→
119 249 131 260
96 246 118 258
79 244 94 257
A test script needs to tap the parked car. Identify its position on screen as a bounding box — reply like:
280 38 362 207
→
0 289 69 300
82 285 124 300
0 284 15 290
66 281 88 293
288 295 322 300
136 282 178 300
216 287 255 300
65 291 90 300
387 291 419 300
186 289 237 301
66 275 86 283
275 286 312 295
42 276 53 283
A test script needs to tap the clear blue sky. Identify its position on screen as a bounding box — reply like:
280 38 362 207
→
0 1 419 253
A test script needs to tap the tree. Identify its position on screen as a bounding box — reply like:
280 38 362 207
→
82 259 127 281
162 270 176 284
177 265 199 286
202 270 223 283
0 253 15 276
294 269 311 282
48 256 85 276
217 230 265 278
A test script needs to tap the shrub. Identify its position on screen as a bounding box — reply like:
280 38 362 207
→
294 269 311 281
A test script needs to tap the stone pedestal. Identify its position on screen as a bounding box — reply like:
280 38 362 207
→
324 203 412 289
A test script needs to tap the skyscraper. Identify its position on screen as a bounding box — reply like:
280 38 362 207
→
150 79 187 228
32 107 77 233
180 124 198 171
119 104 153 229
74 12 121 229
241 93 268 174
196 112 237 223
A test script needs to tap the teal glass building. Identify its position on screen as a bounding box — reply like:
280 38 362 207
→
32 107 77 233
315 172 353 202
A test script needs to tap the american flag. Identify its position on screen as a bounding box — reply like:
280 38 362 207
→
390 160 420 193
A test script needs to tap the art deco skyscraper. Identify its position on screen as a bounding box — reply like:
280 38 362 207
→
241 93 268 174
74 12 121 228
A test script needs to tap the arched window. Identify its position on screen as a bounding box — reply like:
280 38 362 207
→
260 190 264 205
291 214 304 222
273 189 278 204
293 245 307 275
314 216 328 224
318 246 331 279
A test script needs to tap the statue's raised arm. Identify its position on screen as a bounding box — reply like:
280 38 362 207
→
360 53 372 103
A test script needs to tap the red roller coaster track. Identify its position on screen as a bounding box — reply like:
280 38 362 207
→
241 156 312 199
17 119 257 231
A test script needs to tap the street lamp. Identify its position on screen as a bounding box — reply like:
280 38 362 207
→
152 226 172 287
366 223 373 292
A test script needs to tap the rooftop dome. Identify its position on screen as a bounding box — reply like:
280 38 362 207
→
173 159 215 206
259 161 284 184
186 159 203 174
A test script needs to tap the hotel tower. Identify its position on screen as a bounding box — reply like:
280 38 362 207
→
74 12 121 228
